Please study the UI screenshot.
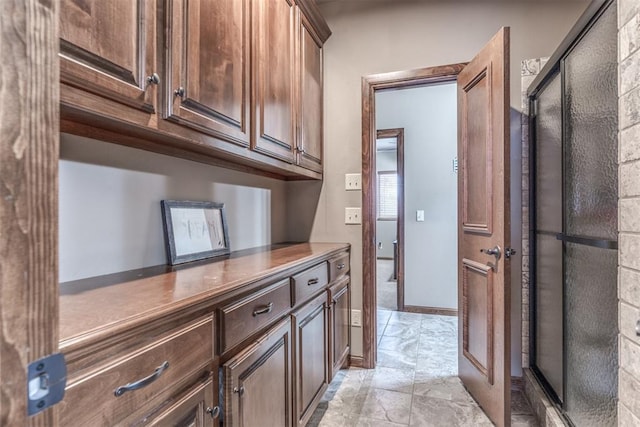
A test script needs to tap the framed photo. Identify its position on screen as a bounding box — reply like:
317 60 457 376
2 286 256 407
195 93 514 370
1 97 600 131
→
161 200 231 265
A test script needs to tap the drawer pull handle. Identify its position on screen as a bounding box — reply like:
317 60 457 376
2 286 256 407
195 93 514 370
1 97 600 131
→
206 406 221 419
233 386 245 395
253 302 273 316
114 361 169 397
337 263 345 270
308 278 320 286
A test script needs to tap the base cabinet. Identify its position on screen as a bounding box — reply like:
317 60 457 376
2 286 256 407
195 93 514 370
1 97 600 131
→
329 278 350 379
145 375 218 427
293 293 328 427
223 318 293 427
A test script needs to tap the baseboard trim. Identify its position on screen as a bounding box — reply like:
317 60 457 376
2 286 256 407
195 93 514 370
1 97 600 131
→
404 305 458 316
349 355 364 368
511 376 524 391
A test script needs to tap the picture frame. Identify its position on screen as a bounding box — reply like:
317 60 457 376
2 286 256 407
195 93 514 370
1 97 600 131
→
161 200 231 265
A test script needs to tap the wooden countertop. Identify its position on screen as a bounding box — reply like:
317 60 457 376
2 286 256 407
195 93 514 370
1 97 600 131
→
59 242 349 349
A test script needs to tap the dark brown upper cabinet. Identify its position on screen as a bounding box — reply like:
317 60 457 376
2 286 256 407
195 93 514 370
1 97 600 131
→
59 0 330 180
297 10 324 173
165 0 251 147
251 0 297 163
60 0 157 113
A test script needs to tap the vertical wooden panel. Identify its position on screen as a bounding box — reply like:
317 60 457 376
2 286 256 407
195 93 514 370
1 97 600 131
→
0 0 59 426
252 0 296 162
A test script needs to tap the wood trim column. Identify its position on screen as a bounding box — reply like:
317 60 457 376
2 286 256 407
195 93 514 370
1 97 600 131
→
361 64 465 369
0 1 60 425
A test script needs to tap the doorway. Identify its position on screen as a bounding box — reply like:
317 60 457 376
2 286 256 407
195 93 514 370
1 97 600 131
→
375 128 404 313
361 64 465 368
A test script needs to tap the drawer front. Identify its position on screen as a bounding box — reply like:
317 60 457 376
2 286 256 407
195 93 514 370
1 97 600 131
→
328 252 350 282
220 279 292 354
292 262 329 305
60 317 214 427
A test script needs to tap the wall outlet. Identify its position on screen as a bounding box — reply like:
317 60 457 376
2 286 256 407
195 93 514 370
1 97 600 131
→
352 309 362 327
345 173 362 191
345 207 361 224
416 210 425 222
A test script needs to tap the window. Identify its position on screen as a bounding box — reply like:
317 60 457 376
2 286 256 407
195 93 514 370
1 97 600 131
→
377 171 397 220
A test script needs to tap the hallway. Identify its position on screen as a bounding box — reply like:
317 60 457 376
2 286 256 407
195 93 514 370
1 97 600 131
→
308 311 537 426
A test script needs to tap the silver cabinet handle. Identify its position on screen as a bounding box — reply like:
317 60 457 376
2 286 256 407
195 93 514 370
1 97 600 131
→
146 73 160 85
206 406 220 419
114 361 169 397
337 263 345 270
308 278 320 286
252 302 273 317
174 87 185 97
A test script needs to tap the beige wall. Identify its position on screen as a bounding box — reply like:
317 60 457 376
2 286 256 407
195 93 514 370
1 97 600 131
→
60 134 288 282
296 0 588 358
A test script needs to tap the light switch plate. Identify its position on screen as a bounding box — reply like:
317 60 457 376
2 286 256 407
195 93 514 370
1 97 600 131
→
416 210 425 222
352 309 362 327
345 173 362 191
345 207 361 224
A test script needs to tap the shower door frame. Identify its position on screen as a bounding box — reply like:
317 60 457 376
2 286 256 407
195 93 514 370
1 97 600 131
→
527 0 618 422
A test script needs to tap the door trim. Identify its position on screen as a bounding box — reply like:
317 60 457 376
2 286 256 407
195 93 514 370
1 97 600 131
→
376 128 405 312
0 0 60 425
361 63 466 368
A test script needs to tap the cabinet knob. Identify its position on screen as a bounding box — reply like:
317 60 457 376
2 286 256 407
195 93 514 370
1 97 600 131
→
296 146 305 154
233 386 245 396
146 73 160 85
206 406 220 419
174 87 185 98
636 319 640 336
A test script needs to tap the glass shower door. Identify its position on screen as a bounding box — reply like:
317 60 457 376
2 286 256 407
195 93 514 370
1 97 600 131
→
562 3 618 424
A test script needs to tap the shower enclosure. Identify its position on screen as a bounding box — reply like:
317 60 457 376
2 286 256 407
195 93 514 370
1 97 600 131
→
528 0 618 425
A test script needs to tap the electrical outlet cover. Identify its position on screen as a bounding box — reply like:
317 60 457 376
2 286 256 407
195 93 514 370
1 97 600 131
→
345 207 361 224
345 173 362 191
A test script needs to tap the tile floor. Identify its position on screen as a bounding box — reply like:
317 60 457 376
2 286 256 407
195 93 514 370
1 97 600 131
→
308 310 538 426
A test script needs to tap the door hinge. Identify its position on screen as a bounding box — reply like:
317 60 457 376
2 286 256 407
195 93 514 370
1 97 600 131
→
27 353 67 416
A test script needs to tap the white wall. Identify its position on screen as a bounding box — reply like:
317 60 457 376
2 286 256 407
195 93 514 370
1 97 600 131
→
376 149 397 259
377 83 458 309
59 134 287 282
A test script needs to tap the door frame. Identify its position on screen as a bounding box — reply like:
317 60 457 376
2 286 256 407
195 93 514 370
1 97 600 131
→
375 128 405 312
361 63 466 368
0 0 60 425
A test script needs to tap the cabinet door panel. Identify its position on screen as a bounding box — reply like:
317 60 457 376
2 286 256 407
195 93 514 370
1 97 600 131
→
167 0 250 146
252 0 296 162
293 293 328 426
298 13 323 173
223 318 292 427
330 279 350 379
60 0 156 112
147 376 217 427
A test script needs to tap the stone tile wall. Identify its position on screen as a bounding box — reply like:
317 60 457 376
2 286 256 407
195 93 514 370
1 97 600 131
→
619 0 640 425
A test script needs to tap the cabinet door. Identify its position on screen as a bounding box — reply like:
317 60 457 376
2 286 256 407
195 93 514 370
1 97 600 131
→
292 293 328 427
166 0 250 146
297 12 324 173
223 318 292 427
329 279 350 380
147 375 218 427
252 0 296 162
60 0 157 112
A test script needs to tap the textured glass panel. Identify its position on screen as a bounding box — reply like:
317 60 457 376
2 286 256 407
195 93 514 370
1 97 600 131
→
535 234 563 400
565 243 618 426
535 74 562 233
564 4 618 240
